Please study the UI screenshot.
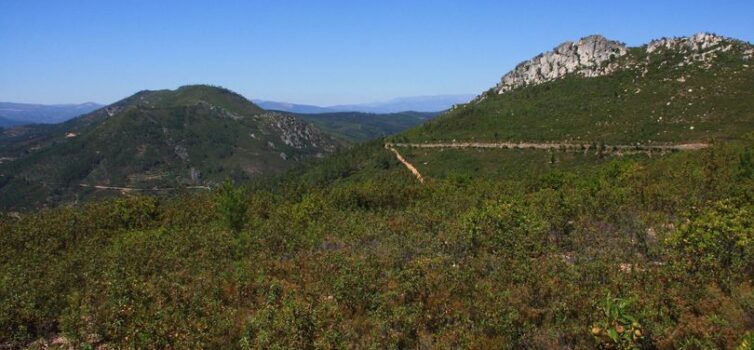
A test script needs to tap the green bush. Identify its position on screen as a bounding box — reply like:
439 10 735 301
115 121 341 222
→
242 288 316 350
667 198 754 275
217 179 248 232
460 200 548 257
591 293 645 349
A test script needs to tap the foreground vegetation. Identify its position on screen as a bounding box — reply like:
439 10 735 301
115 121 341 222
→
2 134 753 349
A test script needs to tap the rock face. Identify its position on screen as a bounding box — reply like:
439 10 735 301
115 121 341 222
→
645 33 741 68
490 33 750 96
745 48 754 60
646 32 727 54
260 112 338 152
495 35 627 94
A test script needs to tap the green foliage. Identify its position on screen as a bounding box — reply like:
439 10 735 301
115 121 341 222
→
460 200 548 256
667 198 754 274
3 136 754 349
217 179 248 232
591 294 645 349
111 196 159 229
739 147 754 179
738 332 754 350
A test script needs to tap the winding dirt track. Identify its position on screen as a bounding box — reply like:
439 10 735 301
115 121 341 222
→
385 141 710 183
384 145 425 183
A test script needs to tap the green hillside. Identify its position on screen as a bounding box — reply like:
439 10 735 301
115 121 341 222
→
0 85 340 209
400 39 754 144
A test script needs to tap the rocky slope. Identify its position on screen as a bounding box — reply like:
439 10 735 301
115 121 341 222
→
495 35 627 94
403 33 754 144
491 32 751 96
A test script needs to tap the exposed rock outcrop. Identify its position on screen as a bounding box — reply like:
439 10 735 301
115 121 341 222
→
646 32 737 65
260 112 338 152
105 106 121 117
495 35 627 94
646 32 727 54
742 48 753 60
488 32 751 97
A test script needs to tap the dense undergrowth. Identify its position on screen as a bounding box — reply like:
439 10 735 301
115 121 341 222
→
1 136 754 349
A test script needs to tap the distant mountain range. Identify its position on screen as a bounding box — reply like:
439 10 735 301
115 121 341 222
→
0 102 102 127
254 94 475 114
0 95 471 128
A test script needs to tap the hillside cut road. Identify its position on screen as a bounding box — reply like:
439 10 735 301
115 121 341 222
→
386 142 710 152
385 141 711 183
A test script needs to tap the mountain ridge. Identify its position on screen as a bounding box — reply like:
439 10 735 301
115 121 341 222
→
255 94 474 114
402 32 754 144
0 101 103 125
485 32 751 98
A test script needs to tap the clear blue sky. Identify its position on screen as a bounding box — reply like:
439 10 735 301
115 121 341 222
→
1 0 752 105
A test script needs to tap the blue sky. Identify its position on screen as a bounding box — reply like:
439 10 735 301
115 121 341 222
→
1 0 752 105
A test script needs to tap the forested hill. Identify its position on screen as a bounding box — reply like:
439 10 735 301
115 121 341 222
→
0 85 340 209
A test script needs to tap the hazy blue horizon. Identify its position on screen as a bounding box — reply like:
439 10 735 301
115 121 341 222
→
1 0 752 106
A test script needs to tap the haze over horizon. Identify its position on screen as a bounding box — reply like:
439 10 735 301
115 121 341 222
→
1 0 753 106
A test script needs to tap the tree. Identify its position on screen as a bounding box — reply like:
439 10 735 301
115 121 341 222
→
738 147 753 179
217 179 248 233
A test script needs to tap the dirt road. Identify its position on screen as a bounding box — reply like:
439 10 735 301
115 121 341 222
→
386 141 710 152
79 184 211 192
384 141 710 183
384 144 425 183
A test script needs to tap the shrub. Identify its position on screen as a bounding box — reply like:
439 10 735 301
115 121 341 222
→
111 195 159 229
591 293 645 349
667 198 754 275
460 200 548 257
738 147 754 179
242 288 316 350
738 332 754 350
217 179 248 232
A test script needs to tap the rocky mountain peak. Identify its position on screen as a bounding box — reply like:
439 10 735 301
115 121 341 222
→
645 32 753 68
646 32 729 54
495 35 627 94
